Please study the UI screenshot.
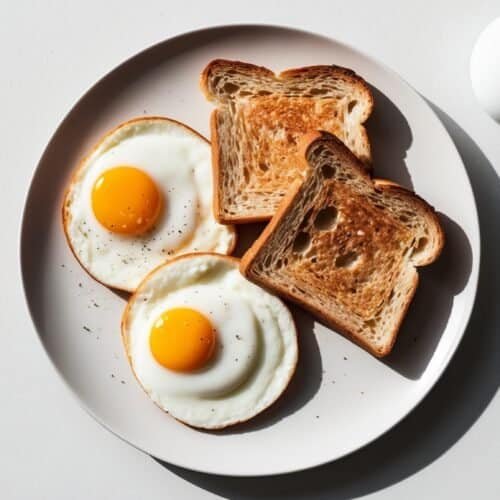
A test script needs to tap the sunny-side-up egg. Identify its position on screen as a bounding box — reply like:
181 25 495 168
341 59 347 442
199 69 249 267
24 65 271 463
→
63 117 236 291
121 254 298 429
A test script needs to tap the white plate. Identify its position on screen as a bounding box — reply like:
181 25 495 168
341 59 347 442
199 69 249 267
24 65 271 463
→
20 25 479 476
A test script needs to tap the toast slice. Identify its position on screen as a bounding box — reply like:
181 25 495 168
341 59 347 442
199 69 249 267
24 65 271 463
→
240 131 444 357
200 59 374 223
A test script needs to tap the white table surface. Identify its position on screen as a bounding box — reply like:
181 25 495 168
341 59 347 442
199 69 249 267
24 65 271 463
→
2 1 499 498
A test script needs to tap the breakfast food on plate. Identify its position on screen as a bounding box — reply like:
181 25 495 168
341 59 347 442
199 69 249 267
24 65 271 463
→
241 131 444 357
60 55 444 433
122 253 298 429
63 117 236 292
200 59 374 223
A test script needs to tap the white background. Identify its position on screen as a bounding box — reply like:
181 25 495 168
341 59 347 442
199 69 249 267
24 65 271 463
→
2 1 499 498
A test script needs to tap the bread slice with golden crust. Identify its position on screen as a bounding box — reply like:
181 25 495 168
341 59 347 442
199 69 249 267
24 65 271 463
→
200 59 374 223
240 131 444 357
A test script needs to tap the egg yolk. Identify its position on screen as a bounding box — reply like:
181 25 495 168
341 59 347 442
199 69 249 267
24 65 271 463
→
150 308 216 372
92 166 162 235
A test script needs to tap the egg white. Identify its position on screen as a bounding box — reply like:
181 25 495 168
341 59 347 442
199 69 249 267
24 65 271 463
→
122 254 298 429
63 118 235 291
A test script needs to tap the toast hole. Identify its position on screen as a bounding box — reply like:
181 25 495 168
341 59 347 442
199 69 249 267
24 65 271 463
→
314 206 338 230
213 76 221 87
258 162 269 172
275 259 283 270
239 90 252 97
411 237 428 256
292 232 311 254
365 318 377 329
335 251 359 269
286 133 296 145
258 90 272 96
374 203 386 210
399 215 409 223
223 82 239 94
321 164 336 179
347 100 358 113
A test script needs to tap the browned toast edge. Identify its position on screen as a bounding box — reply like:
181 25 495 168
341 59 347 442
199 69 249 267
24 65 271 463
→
240 131 444 357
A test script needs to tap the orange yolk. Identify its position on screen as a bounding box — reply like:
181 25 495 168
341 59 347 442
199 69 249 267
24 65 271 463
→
92 166 162 235
149 308 216 372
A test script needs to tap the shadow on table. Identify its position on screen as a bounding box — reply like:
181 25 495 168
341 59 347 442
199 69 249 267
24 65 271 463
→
153 104 499 499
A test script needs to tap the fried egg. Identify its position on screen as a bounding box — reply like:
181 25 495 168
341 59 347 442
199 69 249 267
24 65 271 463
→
63 118 236 291
122 254 298 429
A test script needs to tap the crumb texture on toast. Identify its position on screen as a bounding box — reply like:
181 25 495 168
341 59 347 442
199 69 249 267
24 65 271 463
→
241 132 444 356
201 59 374 222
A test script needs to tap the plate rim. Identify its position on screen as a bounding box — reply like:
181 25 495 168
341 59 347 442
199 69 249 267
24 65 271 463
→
19 22 481 477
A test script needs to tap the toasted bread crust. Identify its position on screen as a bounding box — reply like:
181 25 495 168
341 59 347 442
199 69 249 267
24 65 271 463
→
279 65 373 119
201 59 374 223
200 59 275 100
121 252 298 429
62 116 237 292
373 179 445 266
241 131 444 357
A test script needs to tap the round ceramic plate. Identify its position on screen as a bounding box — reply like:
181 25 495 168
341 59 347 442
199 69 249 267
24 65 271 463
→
21 25 479 476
